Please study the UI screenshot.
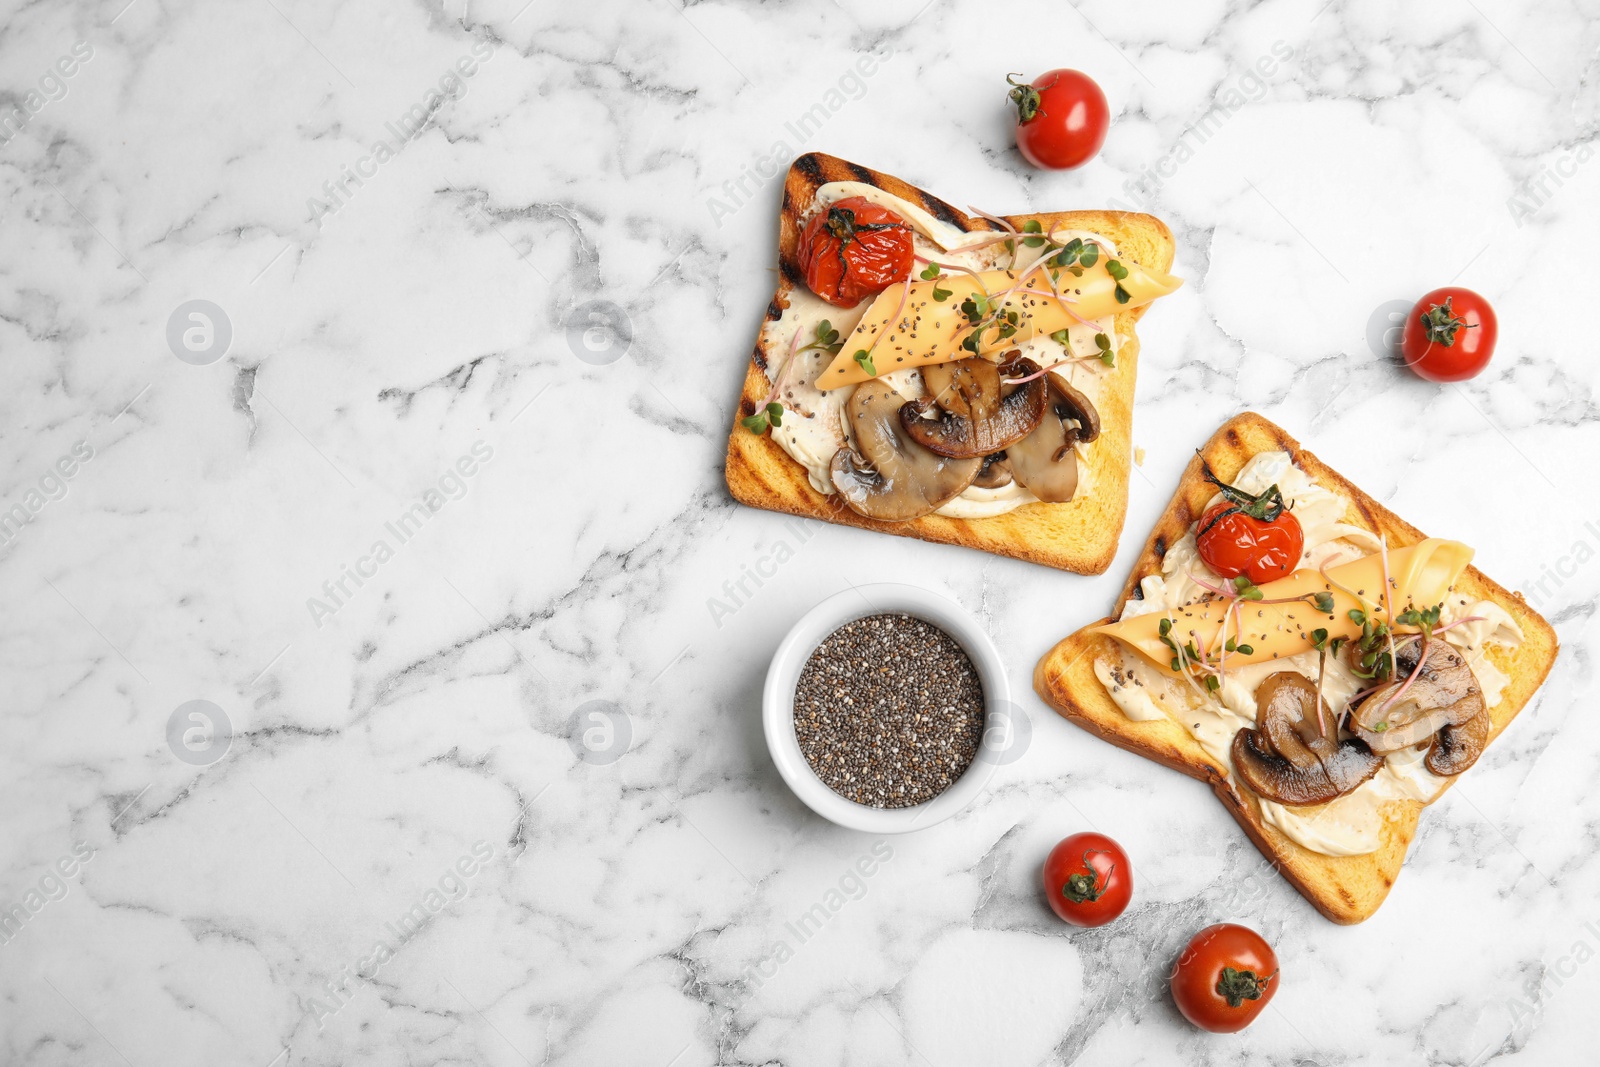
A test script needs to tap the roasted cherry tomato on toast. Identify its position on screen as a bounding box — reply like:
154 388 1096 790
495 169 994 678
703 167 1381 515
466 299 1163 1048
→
1400 286 1497 382
797 196 913 308
1007 69 1110 170
1042 832 1132 927
1170 923 1279 1033
1195 460 1304 585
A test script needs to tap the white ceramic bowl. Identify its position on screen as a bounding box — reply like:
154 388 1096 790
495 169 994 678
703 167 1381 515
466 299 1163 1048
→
763 582 1011 833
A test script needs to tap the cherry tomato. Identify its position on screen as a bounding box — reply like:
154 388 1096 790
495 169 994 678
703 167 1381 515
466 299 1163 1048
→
1170 923 1279 1032
1042 832 1132 927
1195 461 1304 585
797 196 913 308
1007 69 1110 170
1400 286 1498 382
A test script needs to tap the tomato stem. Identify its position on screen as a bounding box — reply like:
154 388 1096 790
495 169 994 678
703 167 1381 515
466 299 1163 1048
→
1061 849 1112 904
1196 454 1288 535
1418 296 1475 347
823 205 907 243
1006 73 1043 123
1215 966 1275 1008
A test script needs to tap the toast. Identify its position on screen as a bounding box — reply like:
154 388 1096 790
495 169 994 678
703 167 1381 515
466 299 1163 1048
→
1032 412 1559 923
723 153 1176 575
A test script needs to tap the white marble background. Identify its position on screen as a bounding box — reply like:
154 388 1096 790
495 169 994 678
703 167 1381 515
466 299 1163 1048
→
1 0 1597 1063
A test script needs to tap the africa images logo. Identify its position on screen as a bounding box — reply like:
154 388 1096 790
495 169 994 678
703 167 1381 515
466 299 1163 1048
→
166 300 233 365
567 700 631 766
166 700 232 767
564 300 632 366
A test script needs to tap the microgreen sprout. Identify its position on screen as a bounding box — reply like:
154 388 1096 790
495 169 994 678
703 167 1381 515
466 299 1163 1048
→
740 401 785 436
1396 603 1443 630
800 319 844 356
1048 237 1100 275
960 293 991 325
1106 259 1131 304
1094 332 1114 366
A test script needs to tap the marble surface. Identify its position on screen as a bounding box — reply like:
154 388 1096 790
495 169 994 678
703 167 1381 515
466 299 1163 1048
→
1 0 1597 1063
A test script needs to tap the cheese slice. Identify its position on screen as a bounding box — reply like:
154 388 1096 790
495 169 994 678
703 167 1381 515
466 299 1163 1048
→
816 257 1183 391
1094 539 1475 671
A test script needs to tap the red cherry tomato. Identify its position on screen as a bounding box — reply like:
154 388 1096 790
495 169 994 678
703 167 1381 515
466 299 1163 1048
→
1007 69 1109 170
1042 832 1132 927
797 196 913 308
1400 286 1498 382
1196 502 1304 586
1195 461 1304 585
1170 923 1279 1033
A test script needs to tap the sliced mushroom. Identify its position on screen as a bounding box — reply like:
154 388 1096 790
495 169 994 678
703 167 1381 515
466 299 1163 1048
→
1049 373 1100 443
829 381 982 522
1011 435 1077 503
973 452 1013 489
898 357 1047 459
1008 372 1100 503
1230 672 1383 806
1256 672 1339 768
1351 705 1456 754
922 358 1001 420
1349 640 1485 755
1425 705 1490 776
1232 729 1384 807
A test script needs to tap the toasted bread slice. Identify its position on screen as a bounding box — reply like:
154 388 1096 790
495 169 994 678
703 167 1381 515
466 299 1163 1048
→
723 153 1176 575
1033 412 1559 923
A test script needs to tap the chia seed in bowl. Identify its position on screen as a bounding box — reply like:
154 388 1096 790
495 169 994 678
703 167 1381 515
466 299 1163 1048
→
792 612 986 809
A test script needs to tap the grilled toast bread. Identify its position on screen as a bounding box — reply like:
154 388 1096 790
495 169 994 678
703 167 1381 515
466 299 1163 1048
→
723 152 1176 574
1032 412 1559 923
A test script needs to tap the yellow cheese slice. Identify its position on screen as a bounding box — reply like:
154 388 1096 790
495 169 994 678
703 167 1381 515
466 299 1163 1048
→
1094 539 1475 671
816 258 1183 391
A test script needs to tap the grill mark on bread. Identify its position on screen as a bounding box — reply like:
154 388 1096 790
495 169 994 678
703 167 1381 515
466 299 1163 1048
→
794 152 826 189
847 160 878 187
836 158 969 236
920 190 968 230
